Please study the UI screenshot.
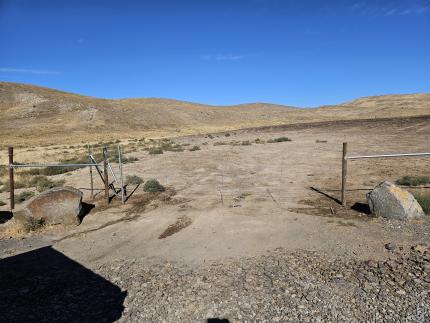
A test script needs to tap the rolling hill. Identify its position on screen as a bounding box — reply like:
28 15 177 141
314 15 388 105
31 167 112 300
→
1 82 429 145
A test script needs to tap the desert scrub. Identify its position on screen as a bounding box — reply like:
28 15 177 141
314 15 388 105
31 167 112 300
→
254 138 265 144
123 156 139 163
396 176 430 186
241 140 252 146
30 176 65 192
0 200 6 206
213 141 228 146
148 147 163 155
189 145 200 151
23 217 45 233
268 137 292 143
414 194 430 215
143 179 165 193
16 191 35 204
126 175 144 185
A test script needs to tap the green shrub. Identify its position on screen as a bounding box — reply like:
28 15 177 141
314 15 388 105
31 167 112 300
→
30 176 65 192
189 145 200 151
123 156 139 164
23 217 45 232
396 176 430 186
0 165 7 177
16 191 35 204
126 175 144 185
414 194 430 215
268 137 292 143
143 179 165 193
149 148 163 155
213 141 228 146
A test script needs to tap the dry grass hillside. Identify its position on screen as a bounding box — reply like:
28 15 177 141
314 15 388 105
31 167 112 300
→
1 82 429 145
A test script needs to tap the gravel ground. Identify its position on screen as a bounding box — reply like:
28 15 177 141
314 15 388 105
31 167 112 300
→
103 245 430 322
1 244 429 322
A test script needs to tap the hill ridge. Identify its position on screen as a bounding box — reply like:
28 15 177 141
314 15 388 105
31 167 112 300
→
1 82 429 145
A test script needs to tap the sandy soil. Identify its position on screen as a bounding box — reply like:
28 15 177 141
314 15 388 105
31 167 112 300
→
1 117 429 268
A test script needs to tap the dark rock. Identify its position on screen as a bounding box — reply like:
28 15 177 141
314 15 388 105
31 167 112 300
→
385 243 397 251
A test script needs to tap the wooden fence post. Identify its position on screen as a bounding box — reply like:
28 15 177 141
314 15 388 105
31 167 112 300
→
8 147 14 211
341 142 348 207
88 144 94 199
103 148 109 204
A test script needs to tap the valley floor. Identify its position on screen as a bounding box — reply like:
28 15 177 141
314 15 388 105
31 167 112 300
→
1 117 429 321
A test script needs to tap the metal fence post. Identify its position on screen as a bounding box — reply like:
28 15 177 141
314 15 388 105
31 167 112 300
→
341 142 348 207
118 144 125 204
88 144 94 199
103 148 109 204
8 147 14 211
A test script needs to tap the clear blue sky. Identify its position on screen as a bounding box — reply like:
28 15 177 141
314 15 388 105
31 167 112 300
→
1 0 429 107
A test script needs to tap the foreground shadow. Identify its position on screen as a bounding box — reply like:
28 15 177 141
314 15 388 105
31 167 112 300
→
0 211 13 224
0 246 126 322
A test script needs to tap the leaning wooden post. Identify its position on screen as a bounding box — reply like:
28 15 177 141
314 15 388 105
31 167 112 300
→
103 148 109 204
8 147 15 211
341 142 348 207
88 144 94 199
118 144 125 204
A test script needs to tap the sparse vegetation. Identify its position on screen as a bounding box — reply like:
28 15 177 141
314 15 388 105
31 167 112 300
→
143 179 165 193
268 137 292 143
30 176 65 192
23 217 45 232
149 147 164 155
123 156 139 163
0 200 6 206
414 194 430 215
189 145 200 151
213 141 228 146
241 140 252 146
126 175 144 185
316 140 328 143
16 191 35 204
396 176 430 186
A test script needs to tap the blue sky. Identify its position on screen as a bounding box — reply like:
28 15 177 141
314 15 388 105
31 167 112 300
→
0 0 429 107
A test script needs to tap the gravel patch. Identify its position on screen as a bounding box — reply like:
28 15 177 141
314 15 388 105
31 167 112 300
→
102 245 430 322
1 244 429 322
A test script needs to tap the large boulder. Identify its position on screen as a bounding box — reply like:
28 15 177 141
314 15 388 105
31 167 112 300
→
367 181 424 220
14 187 83 226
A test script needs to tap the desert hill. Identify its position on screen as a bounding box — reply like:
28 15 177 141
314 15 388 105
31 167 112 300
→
0 82 429 145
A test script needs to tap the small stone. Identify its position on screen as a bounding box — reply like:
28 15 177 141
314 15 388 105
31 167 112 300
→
385 243 397 251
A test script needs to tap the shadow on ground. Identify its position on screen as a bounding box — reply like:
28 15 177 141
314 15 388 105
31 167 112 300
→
0 246 126 322
0 211 13 224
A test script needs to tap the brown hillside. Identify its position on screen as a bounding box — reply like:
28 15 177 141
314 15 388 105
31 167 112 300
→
0 82 429 145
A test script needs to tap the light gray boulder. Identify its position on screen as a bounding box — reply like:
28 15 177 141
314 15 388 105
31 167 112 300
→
367 181 424 220
14 187 83 226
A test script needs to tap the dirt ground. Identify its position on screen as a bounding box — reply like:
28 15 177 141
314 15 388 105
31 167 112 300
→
1 117 429 268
